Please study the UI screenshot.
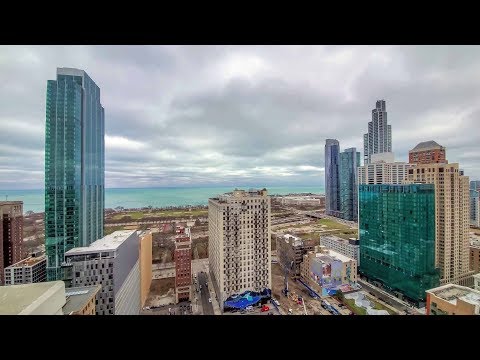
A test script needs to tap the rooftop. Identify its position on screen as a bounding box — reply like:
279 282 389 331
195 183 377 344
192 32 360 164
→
427 284 480 306
0 201 23 206
65 230 136 255
5 254 46 269
410 140 444 152
0 281 65 315
63 285 101 315
315 249 355 263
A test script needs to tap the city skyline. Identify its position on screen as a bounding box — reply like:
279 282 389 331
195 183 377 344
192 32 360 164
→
1 45 480 189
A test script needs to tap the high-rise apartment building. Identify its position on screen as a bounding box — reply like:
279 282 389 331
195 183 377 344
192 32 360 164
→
174 226 192 303
471 181 480 192
339 147 360 221
408 140 446 165
470 189 480 227
470 240 480 273
359 184 440 303
45 68 105 281
405 144 473 286
363 100 392 165
358 153 414 185
0 201 23 285
4 252 46 285
64 230 140 315
325 139 341 217
208 189 271 311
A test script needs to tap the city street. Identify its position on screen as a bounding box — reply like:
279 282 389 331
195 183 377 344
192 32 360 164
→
198 272 214 315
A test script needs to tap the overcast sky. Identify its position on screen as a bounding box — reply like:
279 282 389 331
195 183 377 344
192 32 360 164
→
0 45 479 189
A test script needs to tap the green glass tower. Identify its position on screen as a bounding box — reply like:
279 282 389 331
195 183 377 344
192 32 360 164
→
359 184 439 303
339 148 360 221
45 68 105 281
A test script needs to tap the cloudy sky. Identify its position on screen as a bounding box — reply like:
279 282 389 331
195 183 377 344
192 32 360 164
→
0 45 479 189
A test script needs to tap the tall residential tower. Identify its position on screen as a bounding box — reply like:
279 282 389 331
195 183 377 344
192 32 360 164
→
325 139 341 217
339 147 360 221
0 201 23 285
45 68 105 281
363 100 392 164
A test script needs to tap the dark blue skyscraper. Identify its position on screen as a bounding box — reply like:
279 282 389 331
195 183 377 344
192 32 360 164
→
339 148 360 221
45 68 105 281
325 139 340 217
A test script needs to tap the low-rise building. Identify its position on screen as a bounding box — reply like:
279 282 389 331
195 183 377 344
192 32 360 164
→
320 235 359 265
426 284 480 315
63 285 101 315
300 246 357 296
276 234 314 280
4 252 46 285
64 230 141 315
174 226 192 303
0 281 66 315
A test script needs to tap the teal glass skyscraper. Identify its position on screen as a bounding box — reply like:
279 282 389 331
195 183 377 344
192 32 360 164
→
359 184 439 304
339 148 360 221
45 68 105 281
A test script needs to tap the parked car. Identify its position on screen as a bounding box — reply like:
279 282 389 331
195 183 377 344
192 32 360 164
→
208 298 212 303
246 305 254 312
272 299 280 306
261 305 270 312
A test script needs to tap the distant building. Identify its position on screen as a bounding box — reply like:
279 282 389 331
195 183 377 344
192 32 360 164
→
208 189 271 310
408 140 446 165
405 152 473 286
320 235 359 265
64 230 141 315
174 226 192 303
339 147 360 221
474 273 480 291
4 252 46 285
280 196 323 206
0 281 66 315
471 181 480 192
63 285 101 315
276 234 314 280
471 189 480 228
426 284 480 315
140 232 152 307
0 201 23 285
45 68 105 281
363 100 392 165
359 184 440 303
300 247 357 295
470 240 480 274
325 139 341 217
358 152 414 185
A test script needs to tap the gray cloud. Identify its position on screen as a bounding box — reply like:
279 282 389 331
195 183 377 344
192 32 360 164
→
0 45 479 189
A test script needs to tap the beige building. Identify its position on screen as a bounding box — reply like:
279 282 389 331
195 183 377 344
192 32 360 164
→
300 246 357 293
358 152 414 185
474 273 480 291
140 231 152 307
63 285 101 315
426 283 480 315
208 189 271 310
406 158 473 286
470 240 480 274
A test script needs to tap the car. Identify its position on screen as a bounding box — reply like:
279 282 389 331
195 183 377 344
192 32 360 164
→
208 298 212 303
288 308 293 314
246 305 253 312
272 299 280 306
261 305 270 312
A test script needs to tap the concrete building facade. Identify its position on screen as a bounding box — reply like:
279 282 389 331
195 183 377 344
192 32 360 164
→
63 285 101 315
325 139 341 217
208 189 271 310
474 273 480 291
358 152 414 185
470 189 480 228
276 234 314 280
4 252 46 285
140 231 152 307
470 240 480 274
339 147 360 221
426 284 480 315
409 140 446 165
174 226 192 303
363 100 392 165
405 152 473 286
64 230 140 315
320 235 359 265
0 201 23 285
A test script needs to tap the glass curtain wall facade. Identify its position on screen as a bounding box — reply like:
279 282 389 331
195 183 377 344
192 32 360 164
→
325 139 340 217
359 184 439 303
45 68 104 281
363 100 392 164
339 148 360 221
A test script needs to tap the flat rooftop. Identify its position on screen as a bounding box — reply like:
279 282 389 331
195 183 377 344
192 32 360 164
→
322 235 357 245
5 255 46 268
63 285 101 315
0 281 64 315
316 249 355 263
428 284 480 306
65 230 136 255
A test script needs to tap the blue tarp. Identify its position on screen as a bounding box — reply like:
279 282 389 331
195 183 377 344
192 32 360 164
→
224 289 271 310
